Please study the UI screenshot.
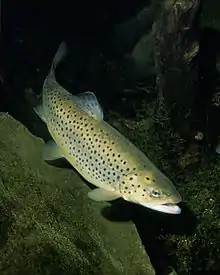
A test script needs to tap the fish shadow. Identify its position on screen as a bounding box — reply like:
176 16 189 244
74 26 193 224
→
101 200 197 275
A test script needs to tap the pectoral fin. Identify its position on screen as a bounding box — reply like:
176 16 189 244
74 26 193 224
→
88 188 121 202
43 140 64 161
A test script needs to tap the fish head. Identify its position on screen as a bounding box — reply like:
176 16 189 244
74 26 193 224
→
119 170 182 214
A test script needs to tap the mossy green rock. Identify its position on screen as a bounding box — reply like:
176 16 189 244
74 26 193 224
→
0 113 155 275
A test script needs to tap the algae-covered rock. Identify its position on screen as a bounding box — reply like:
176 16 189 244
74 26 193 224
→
112 102 220 274
0 112 155 275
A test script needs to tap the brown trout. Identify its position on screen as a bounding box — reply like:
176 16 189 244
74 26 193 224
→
35 41 182 214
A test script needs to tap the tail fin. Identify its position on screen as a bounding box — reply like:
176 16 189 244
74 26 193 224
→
49 41 68 78
216 142 220 154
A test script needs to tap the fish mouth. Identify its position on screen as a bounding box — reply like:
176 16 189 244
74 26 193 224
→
143 202 181 214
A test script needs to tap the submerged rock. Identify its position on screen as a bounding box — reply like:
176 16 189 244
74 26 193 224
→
0 113 155 275
153 0 201 140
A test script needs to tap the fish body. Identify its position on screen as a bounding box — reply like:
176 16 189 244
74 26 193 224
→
35 41 182 214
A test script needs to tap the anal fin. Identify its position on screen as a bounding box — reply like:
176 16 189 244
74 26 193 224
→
34 104 46 123
43 140 64 161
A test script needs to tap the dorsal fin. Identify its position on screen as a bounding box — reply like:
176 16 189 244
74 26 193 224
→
73 91 103 121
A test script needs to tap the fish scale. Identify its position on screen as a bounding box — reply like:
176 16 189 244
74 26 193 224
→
45 89 142 192
35 41 182 214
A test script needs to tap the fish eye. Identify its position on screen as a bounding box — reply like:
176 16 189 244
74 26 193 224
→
151 189 161 198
